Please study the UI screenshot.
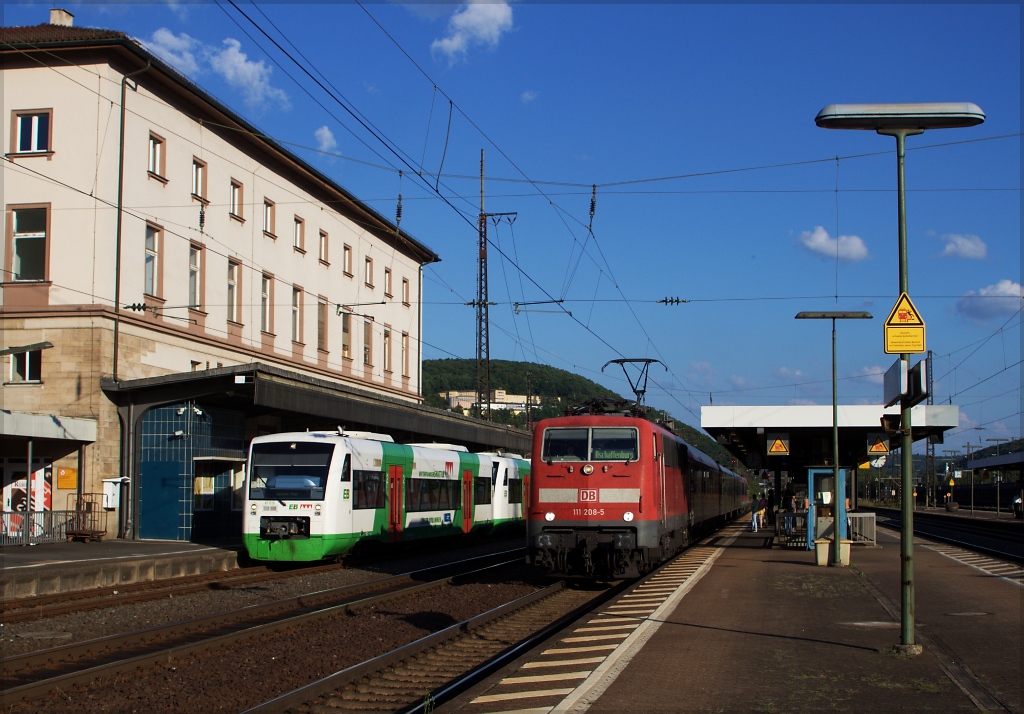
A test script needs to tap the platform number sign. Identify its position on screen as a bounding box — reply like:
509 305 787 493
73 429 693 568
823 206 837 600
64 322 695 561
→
580 489 598 502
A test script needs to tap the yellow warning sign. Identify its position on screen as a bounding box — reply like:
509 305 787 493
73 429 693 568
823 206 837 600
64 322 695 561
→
884 292 925 354
768 438 789 455
867 435 890 455
948 479 955 487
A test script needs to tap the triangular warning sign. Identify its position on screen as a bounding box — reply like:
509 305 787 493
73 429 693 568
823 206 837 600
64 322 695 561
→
768 438 789 454
885 293 924 327
868 437 889 454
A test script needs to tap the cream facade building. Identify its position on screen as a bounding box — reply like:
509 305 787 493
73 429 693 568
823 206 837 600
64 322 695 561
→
0 11 496 541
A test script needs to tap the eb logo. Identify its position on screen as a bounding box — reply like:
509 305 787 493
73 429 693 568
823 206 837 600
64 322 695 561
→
580 489 598 502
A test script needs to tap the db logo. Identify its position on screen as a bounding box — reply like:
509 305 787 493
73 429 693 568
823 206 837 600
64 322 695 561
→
580 489 598 502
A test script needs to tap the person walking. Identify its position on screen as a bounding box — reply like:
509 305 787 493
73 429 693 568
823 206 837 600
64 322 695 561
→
757 494 767 529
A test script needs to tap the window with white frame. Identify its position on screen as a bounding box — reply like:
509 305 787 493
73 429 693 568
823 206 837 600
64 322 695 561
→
148 133 165 177
343 244 353 275
230 180 243 219
293 217 304 251
192 158 207 200
13 110 51 153
9 349 42 383
144 224 161 297
384 268 393 297
11 207 47 281
383 327 392 372
261 274 272 333
291 287 302 342
263 199 275 236
364 257 373 287
402 277 410 306
227 261 239 323
317 299 328 351
363 319 373 366
401 332 410 378
188 244 202 308
341 310 351 358
319 231 328 263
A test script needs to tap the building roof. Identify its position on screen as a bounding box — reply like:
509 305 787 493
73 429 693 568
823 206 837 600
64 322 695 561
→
1 20 440 266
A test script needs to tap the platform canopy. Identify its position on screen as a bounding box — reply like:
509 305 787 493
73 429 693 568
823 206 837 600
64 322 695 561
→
701 404 958 472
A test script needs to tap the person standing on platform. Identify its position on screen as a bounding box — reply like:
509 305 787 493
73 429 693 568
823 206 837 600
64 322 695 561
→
757 494 767 529
750 494 759 532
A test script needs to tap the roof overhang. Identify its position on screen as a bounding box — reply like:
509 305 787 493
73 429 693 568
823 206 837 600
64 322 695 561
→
1 410 98 443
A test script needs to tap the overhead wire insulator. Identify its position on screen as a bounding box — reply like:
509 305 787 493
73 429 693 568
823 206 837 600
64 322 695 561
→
587 184 596 233
199 204 205 233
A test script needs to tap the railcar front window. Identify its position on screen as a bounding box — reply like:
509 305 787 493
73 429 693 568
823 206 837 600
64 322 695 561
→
592 428 639 461
248 442 334 501
541 428 589 461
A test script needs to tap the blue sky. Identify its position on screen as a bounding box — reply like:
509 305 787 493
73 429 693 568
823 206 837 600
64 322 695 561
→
7 2 1020 457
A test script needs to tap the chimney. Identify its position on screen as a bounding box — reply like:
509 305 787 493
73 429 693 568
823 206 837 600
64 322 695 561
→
50 9 74 27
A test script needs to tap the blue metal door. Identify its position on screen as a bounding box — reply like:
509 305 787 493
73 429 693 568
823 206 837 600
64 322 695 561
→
139 461 183 540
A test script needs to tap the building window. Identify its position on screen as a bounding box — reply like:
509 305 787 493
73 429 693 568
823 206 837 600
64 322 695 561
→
13 110 51 153
291 287 302 343
384 268 393 297
229 180 243 219
261 274 273 333
341 310 351 358
148 133 165 177
10 206 47 281
402 278 410 306
227 261 239 323
363 320 373 366
383 327 392 373
263 199 275 237
319 231 329 263
188 244 202 308
343 244 353 275
317 299 328 351
192 158 207 200
9 349 42 383
401 332 410 378
144 223 161 297
293 217 304 251
364 257 373 287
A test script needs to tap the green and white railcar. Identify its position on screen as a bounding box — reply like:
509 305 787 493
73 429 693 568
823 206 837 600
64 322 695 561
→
243 430 529 562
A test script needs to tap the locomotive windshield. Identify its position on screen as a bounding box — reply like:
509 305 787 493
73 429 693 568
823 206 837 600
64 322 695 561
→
248 442 335 501
541 427 638 462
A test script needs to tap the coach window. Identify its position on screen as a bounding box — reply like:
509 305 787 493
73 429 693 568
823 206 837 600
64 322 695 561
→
474 477 491 506
353 470 385 509
339 454 351 482
509 478 523 505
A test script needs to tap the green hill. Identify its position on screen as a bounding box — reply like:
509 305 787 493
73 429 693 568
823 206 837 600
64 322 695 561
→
423 359 749 475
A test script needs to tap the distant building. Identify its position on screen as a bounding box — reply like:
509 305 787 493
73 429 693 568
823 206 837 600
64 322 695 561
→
440 389 541 415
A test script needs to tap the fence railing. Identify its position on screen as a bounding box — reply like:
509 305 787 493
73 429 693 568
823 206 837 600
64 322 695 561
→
848 512 876 546
775 512 809 548
1 509 108 546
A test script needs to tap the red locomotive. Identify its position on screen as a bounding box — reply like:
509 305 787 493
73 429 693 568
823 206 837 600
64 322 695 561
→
527 361 748 578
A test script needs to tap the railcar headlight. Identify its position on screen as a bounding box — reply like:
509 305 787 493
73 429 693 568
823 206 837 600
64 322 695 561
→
250 504 257 514
623 511 634 522
315 504 322 512
545 512 556 522
581 463 594 475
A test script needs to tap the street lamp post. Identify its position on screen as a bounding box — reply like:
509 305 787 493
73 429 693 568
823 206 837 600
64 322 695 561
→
796 311 872 565
815 102 985 656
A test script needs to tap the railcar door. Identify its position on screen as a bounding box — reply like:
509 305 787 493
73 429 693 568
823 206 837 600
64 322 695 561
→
462 469 473 533
388 465 403 542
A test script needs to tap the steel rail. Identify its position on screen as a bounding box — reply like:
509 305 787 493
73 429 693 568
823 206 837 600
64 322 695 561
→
1 550 524 703
872 508 1023 563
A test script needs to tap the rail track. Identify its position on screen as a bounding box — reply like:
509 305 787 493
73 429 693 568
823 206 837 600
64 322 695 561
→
871 506 1024 562
1 549 526 708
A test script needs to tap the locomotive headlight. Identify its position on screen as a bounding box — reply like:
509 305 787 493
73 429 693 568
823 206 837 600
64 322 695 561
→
581 463 594 475
545 512 556 522
623 511 635 522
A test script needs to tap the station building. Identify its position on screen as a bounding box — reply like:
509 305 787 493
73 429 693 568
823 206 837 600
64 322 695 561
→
2 10 529 543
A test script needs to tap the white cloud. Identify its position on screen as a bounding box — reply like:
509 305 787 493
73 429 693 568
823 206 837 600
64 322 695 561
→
774 366 804 381
209 39 290 111
798 226 869 262
146 28 202 76
687 360 715 387
852 366 885 385
954 279 1023 322
521 90 537 104
431 1 513 64
314 126 337 154
939 233 987 260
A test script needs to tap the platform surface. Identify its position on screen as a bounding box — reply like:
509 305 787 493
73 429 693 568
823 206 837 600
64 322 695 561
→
443 520 1022 713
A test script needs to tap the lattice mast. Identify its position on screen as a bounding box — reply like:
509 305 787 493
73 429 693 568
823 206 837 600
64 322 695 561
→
476 150 491 420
